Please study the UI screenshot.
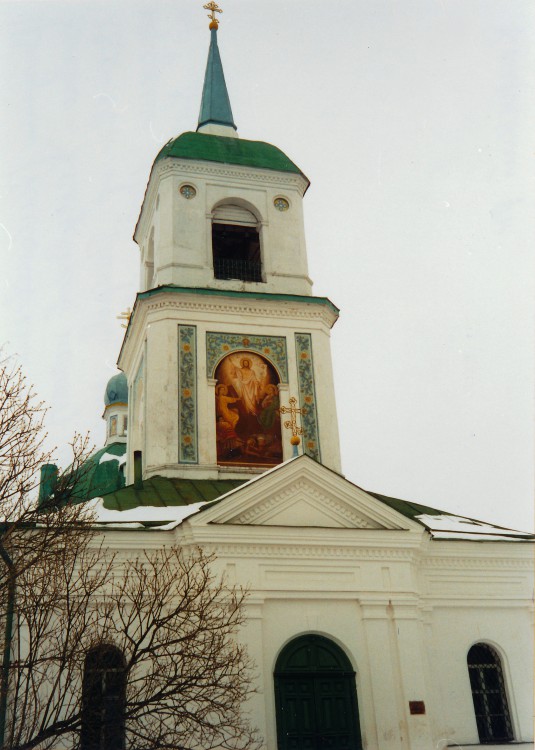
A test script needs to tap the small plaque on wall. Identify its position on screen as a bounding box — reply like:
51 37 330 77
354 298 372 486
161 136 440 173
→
409 701 426 715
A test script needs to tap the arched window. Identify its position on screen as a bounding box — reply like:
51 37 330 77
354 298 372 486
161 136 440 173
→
81 645 126 750
467 643 513 743
274 634 362 750
212 204 262 282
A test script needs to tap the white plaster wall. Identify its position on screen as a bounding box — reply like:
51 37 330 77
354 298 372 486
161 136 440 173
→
425 604 533 745
95 517 533 750
176 519 534 750
102 403 127 446
143 319 179 471
136 158 313 296
119 290 341 478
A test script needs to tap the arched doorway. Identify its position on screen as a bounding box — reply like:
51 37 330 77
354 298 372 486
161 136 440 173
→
274 635 362 750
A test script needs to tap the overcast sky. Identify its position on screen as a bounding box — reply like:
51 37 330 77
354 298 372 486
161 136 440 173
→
1 0 533 530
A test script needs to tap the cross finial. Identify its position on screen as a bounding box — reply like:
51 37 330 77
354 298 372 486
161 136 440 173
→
116 307 132 329
280 397 305 457
203 1 223 29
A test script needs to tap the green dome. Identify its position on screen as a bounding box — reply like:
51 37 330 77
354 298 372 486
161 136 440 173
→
155 132 309 183
104 373 128 407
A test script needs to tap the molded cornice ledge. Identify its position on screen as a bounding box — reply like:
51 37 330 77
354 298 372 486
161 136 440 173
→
117 287 339 371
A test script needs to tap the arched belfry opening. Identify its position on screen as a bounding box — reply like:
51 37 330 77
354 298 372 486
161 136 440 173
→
211 203 262 282
274 634 363 750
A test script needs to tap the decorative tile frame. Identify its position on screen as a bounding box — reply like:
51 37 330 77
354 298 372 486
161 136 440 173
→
206 333 288 381
178 325 198 463
295 333 321 462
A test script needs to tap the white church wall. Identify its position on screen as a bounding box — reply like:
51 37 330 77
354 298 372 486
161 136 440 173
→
82 496 534 750
418 539 534 746
425 604 533 744
136 158 312 296
120 291 342 481
183 518 432 750
173 505 533 750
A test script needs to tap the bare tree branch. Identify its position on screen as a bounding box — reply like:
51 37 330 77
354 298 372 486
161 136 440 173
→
0 358 262 750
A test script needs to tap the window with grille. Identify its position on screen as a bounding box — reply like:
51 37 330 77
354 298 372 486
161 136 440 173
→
467 643 513 743
81 645 126 750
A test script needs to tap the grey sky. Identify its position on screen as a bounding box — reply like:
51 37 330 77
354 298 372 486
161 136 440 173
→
1 0 533 530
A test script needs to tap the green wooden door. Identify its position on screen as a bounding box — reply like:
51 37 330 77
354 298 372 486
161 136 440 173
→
274 635 362 750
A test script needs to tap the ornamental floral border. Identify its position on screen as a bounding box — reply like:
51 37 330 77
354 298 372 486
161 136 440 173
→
206 333 288 382
295 333 321 462
178 325 198 463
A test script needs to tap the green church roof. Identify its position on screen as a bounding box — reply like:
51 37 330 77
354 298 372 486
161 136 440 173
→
74 442 126 501
155 131 308 183
367 491 448 520
101 476 246 512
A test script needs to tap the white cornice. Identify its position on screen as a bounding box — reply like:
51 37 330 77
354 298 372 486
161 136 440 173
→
118 291 337 371
423 555 533 570
143 296 337 326
183 539 419 561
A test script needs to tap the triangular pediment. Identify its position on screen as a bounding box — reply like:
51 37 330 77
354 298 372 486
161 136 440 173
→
190 456 420 531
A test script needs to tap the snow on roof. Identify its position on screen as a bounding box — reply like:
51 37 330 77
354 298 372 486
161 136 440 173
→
99 451 126 467
87 497 208 529
416 514 533 541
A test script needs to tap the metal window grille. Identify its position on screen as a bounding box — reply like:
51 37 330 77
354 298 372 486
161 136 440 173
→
81 646 126 750
214 257 262 282
467 643 513 743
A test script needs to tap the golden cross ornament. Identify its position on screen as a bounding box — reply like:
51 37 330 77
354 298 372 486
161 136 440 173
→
116 307 132 329
280 396 305 447
203 1 223 28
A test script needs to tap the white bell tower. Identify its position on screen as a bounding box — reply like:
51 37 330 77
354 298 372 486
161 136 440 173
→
118 17 341 483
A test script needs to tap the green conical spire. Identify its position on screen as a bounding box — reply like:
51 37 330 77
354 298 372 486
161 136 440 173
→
197 27 237 133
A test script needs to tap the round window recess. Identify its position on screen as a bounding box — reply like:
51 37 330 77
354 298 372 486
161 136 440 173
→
274 197 290 212
180 184 197 199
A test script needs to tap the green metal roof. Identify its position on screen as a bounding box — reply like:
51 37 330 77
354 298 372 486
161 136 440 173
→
367 491 448 521
75 443 126 501
102 476 246 512
155 132 308 182
198 28 236 132
41 443 127 506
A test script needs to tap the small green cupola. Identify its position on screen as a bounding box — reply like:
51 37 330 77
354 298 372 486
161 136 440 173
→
102 372 128 446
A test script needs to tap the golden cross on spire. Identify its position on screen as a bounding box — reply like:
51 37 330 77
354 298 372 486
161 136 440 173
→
280 397 305 452
116 307 132 329
203 1 223 29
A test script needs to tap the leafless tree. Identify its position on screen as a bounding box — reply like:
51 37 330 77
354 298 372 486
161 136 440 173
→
0 360 261 750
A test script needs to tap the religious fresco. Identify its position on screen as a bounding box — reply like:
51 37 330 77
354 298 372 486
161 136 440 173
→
215 351 282 466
